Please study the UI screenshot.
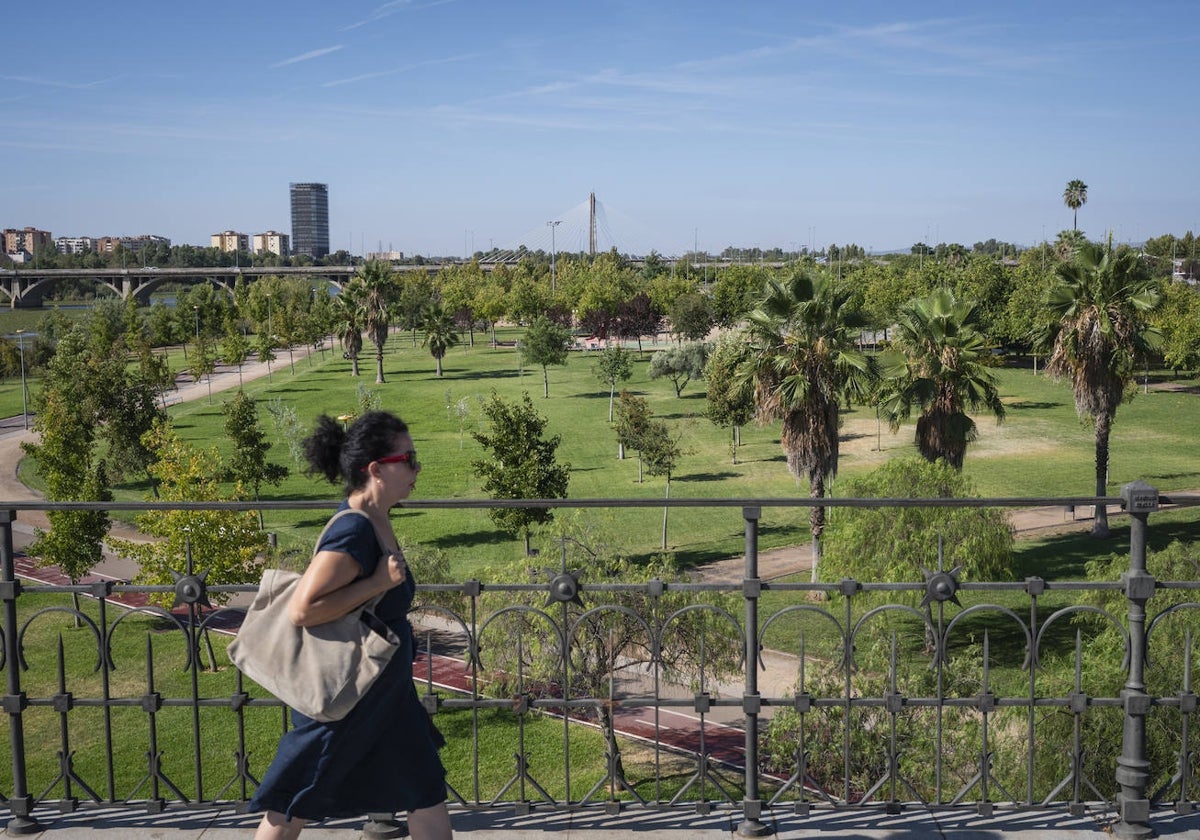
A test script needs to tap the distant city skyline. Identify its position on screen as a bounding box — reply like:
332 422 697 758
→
4 1 1197 257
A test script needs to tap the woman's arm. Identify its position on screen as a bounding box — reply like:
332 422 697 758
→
288 547 407 628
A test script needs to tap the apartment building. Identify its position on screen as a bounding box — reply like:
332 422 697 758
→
211 231 250 253
252 230 289 256
3 227 53 257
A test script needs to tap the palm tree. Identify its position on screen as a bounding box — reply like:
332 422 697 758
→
331 281 365 377
878 289 1006 471
1039 238 1163 537
421 301 461 377
739 269 875 577
357 260 396 384
1063 179 1088 231
1055 229 1088 260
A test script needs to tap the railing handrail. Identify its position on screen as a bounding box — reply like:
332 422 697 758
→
1 492 1197 512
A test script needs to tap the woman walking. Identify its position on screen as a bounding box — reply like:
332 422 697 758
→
250 411 452 840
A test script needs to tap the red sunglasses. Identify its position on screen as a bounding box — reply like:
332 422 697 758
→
366 450 419 471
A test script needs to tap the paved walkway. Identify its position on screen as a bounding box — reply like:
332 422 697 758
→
10 801 1200 837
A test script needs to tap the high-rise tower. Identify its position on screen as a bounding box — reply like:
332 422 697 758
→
289 182 329 259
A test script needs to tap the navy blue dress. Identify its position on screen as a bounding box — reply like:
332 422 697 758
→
248 508 447 820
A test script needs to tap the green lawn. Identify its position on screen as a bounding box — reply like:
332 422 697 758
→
11 329 1200 805
14 324 1200 575
152 333 1200 570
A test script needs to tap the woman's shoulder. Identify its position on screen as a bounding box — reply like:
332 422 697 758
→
318 508 377 551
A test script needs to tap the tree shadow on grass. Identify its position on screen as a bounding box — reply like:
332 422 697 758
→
427 527 510 550
1146 472 1200 486
676 471 740 482
1006 400 1065 410
448 369 522 381
1012 527 1130 580
269 385 323 395
1011 512 1200 581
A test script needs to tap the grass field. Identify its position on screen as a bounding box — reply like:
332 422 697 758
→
154 330 1200 570
14 324 1200 574
9 322 1200 806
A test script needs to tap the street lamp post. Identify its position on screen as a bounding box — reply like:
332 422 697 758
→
16 329 28 431
265 293 273 337
193 306 200 342
547 220 561 292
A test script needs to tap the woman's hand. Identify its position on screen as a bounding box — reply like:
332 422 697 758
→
290 548 401 627
372 549 407 589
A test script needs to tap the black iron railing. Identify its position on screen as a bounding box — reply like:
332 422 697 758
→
2 483 1199 838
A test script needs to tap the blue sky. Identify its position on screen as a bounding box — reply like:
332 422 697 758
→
4 1 1198 257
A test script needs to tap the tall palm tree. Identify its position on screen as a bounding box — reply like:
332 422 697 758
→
1040 238 1163 537
421 301 461 377
739 269 875 577
357 260 396 384
1063 179 1088 231
331 280 365 377
878 289 1006 471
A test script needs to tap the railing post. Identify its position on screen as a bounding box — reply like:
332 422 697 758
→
1 508 45 835
737 506 770 837
1113 481 1158 839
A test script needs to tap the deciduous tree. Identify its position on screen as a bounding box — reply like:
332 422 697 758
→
223 391 288 529
520 316 571 398
111 420 268 609
472 392 571 555
704 331 756 463
648 341 708 398
593 345 632 422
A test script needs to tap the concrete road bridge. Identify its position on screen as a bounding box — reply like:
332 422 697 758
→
0 264 444 308
1 258 789 308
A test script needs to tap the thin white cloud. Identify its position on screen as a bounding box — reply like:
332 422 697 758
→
271 45 345 68
0 74 120 90
341 0 456 32
321 52 477 88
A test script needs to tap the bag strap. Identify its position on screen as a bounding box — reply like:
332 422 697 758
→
313 508 393 585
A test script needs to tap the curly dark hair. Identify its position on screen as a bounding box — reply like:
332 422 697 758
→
302 411 409 494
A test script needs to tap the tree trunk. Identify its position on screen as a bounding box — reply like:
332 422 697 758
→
809 473 826 583
661 479 670 550
436 356 443 377
1092 412 1112 537
608 385 615 422
542 366 549 398
375 350 385 384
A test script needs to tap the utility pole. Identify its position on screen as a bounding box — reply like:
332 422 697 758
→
547 221 562 291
